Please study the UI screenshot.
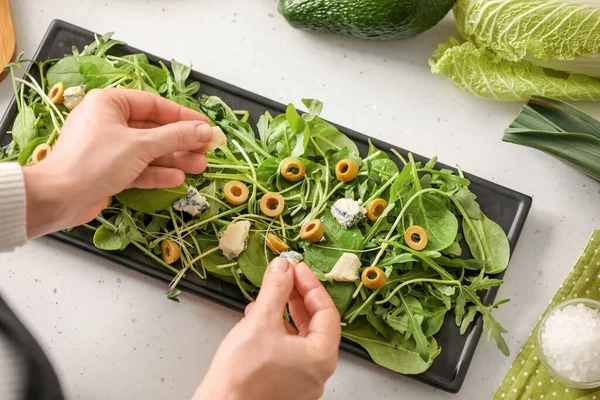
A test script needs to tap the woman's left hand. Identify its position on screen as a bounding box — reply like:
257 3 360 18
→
23 88 212 237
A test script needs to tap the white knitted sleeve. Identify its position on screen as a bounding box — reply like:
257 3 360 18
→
0 163 27 252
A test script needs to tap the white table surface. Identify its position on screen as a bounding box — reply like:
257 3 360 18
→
1 1 599 399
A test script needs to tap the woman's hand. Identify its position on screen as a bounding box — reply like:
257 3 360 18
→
194 258 341 400
22 88 212 238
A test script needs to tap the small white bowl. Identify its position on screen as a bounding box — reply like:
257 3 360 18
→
537 298 600 389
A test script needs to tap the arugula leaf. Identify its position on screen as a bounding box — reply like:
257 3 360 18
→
116 185 187 213
171 60 200 96
460 284 510 356
460 306 478 335
79 32 124 57
454 293 467 327
366 307 394 341
398 294 430 361
453 187 483 219
200 95 238 122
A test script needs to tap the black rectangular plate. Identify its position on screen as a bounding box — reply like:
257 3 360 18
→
0 20 532 393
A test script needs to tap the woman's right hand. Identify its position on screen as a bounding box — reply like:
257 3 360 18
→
194 258 341 400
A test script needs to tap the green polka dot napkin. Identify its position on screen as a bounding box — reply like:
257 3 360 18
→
494 230 600 400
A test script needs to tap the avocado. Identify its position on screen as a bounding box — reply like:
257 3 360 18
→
278 0 455 41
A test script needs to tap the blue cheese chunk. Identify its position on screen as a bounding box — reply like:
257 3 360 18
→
278 251 303 266
173 187 210 216
63 85 86 110
331 198 366 229
324 253 361 282
219 221 251 260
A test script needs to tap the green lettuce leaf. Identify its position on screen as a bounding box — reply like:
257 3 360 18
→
430 38 600 101
454 0 600 76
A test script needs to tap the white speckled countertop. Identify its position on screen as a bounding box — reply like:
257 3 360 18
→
0 1 599 399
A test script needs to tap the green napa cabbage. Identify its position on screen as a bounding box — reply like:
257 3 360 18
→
430 38 600 101
454 0 600 76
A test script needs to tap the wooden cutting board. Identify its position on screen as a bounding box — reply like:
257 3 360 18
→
0 0 16 82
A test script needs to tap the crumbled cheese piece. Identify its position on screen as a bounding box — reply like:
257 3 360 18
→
324 253 361 282
331 198 366 229
205 126 227 153
219 221 251 260
279 251 303 266
63 85 86 110
173 186 210 216
541 303 600 383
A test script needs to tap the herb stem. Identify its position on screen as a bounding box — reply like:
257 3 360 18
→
131 241 179 274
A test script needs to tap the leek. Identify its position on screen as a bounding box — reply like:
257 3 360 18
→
503 95 600 182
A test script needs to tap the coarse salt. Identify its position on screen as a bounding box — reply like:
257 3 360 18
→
541 303 600 383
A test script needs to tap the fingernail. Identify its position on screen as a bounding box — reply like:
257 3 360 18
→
196 123 213 142
270 258 290 273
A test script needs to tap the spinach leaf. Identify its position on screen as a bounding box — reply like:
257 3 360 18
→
146 216 169 233
116 185 187 213
46 56 84 87
196 236 234 277
323 281 355 315
423 308 447 337
302 98 323 117
11 106 37 149
17 137 46 165
256 158 279 187
389 163 413 205
93 211 145 251
47 56 128 89
370 158 399 179
407 193 458 251
79 57 129 89
441 241 462 257
303 211 363 274
93 224 129 251
342 317 440 375
309 118 359 157
139 62 169 93
463 215 510 274
238 232 273 287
